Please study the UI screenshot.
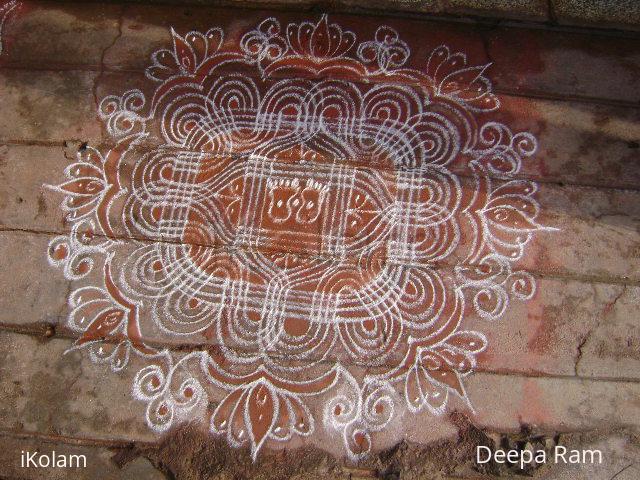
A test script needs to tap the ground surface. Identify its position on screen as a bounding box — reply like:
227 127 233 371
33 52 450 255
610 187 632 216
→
0 1 639 479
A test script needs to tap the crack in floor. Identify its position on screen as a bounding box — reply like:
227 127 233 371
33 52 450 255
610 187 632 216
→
574 285 628 375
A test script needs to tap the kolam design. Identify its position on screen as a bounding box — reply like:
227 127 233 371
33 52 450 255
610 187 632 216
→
48 15 551 459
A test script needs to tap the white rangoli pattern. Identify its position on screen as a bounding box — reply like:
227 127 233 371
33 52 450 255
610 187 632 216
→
48 15 552 459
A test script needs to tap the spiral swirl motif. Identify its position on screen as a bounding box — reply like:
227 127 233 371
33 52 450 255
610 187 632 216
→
47 15 553 460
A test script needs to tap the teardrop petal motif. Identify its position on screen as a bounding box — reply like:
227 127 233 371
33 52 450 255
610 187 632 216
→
47 14 554 461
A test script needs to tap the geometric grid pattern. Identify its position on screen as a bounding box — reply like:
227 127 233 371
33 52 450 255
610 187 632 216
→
47 15 552 459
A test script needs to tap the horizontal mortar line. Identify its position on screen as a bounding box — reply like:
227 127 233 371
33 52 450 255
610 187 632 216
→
341 467 378 478
52 141 640 212
1 61 639 110
0 139 67 147
30 0 640 39
2 322 640 385
0 427 156 449
3 223 639 287
1 224 639 287
3 138 640 194
34 136 640 193
0 320 440 372
444 477 525 480
491 87 640 109
44 140 640 194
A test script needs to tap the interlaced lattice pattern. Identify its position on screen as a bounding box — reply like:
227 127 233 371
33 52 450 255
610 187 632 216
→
48 15 551 459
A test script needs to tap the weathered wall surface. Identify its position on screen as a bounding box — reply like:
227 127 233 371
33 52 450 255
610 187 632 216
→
0 1 639 479
48 0 640 32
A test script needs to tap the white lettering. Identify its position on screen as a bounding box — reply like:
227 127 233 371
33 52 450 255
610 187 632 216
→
582 449 602 464
554 446 602 464
68 454 87 468
520 448 532 469
476 446 492 463
19 451 87 468
555 445 567 463
38 453 50 468
25 451 37 468
569 449 581 463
